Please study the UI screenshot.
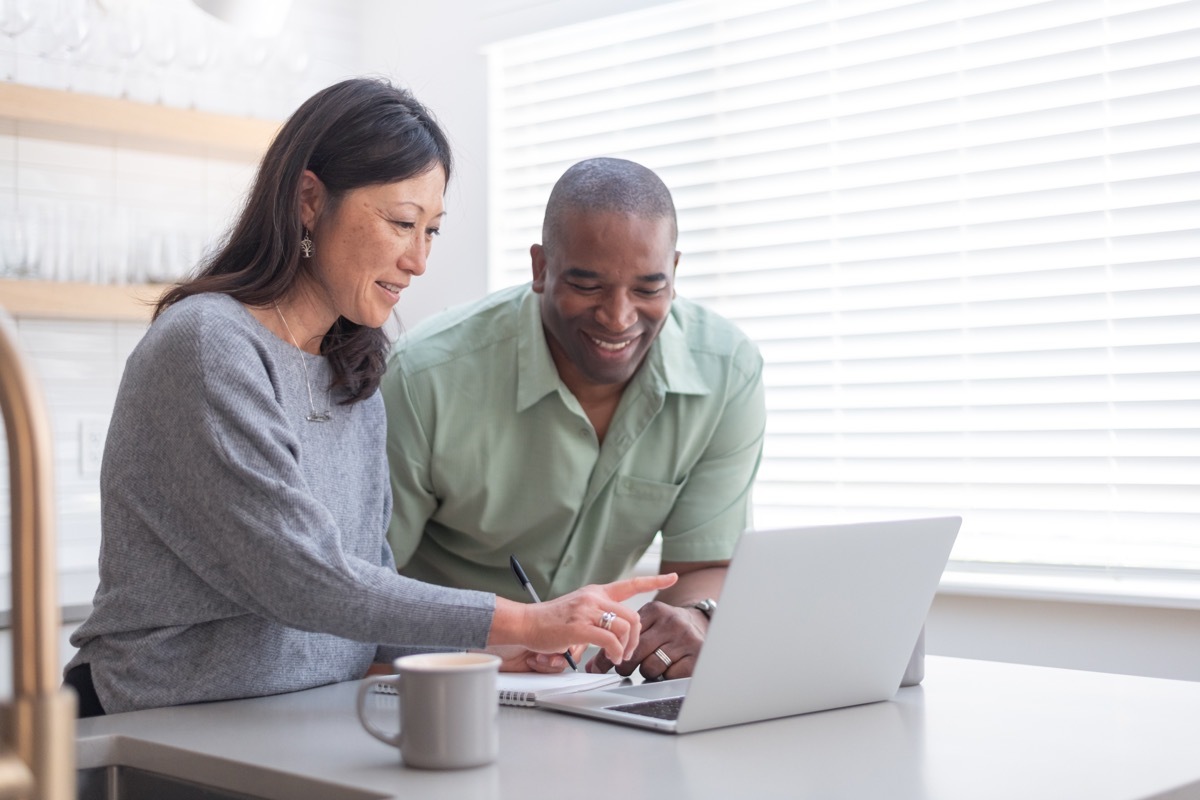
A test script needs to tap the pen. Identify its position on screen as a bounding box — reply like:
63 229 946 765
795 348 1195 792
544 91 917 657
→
509 555 579 671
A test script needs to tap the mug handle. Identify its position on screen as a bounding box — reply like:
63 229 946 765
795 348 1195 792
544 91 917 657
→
356 675 403 747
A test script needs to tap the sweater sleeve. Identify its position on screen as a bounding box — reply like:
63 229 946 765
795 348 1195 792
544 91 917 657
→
112 304 494 650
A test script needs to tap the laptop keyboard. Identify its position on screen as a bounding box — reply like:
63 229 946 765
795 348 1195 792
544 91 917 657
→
609 696 685 721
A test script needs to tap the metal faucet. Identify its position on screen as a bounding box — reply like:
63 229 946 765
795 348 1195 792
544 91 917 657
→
0 314 75 800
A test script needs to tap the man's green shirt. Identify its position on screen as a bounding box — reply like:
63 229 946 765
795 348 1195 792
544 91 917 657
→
383 285 765 601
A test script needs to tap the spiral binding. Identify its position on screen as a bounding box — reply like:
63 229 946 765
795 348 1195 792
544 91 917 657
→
498 690 536 708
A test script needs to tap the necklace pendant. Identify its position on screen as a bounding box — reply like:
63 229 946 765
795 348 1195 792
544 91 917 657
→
274 302 333 426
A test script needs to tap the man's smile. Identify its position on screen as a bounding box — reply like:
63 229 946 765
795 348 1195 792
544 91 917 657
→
587 334 637 352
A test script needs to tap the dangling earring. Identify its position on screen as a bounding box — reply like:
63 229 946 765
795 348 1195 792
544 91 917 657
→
300 227 314 259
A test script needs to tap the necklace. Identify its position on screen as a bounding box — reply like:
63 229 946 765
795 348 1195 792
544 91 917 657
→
274 302 332 423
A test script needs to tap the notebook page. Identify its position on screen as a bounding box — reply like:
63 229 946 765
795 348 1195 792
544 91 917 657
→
496 672 624 707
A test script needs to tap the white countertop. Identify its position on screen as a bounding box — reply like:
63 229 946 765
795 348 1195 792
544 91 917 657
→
75 656 1200 800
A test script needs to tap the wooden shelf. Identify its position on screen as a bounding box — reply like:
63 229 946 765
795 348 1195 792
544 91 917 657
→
0 83 278 161
0 86 275 319
0 279 167 322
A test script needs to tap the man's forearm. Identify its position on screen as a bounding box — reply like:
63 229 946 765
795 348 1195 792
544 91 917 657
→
654 562 728 607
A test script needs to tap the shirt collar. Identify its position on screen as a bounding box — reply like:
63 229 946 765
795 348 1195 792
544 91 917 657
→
637 306 710 398
516 289 562 412
515 287 711 413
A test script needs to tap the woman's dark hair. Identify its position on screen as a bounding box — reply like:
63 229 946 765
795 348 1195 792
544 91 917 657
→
156 77 452 404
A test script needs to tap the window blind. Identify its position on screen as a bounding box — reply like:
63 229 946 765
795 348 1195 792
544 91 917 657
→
486 0 1200 581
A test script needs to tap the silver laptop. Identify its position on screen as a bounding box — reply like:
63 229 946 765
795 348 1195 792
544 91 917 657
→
539 516 961 734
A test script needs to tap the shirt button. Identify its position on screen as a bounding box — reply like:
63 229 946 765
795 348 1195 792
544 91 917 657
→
563 555 574 566
579 427 590 437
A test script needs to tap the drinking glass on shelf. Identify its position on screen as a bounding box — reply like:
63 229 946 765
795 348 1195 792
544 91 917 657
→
264 28 309 120
6 201 55 282
0 210 29 278
28 0 90 89
64 201 93 284
26 202 51 280
230 30 270 117
141 2 178 105
180 230 211 281
47 201 78 283
175 3 216 111
47 0 93 91
97 204 132 284
0 0 39 81
106 0 144 99
136 220 188 285
148 230 175 284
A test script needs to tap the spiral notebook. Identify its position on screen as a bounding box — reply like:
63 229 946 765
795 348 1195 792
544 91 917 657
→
496 672 625 707
372 671 623 707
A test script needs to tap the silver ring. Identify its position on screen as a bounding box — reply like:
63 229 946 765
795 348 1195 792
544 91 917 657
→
654 647 672 668
599 611 617 630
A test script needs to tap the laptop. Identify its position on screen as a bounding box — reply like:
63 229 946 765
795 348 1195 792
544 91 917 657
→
538 516 961 734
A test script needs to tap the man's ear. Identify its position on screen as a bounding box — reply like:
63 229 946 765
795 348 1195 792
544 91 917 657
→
672 250 681 297
297 169 326 229
530 244 547 293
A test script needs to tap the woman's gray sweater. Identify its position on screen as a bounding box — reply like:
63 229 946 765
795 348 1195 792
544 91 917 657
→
66 294 494 713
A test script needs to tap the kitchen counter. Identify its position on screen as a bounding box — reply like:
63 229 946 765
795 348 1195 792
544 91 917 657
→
76 656 1200 800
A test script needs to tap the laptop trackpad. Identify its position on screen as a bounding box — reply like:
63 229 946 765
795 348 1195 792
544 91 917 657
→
603 677 691 703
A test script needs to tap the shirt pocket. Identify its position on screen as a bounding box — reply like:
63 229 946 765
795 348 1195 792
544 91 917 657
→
606 475 684 553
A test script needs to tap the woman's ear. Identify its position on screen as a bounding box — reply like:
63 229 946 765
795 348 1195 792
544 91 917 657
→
297 169 326 229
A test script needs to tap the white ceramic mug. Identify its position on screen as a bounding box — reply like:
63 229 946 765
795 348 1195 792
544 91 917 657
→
356 652 501 770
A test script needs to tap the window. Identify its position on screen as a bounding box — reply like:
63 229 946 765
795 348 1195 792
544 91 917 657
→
486 0 1200 599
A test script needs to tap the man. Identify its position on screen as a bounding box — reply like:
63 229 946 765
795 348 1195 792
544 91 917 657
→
383 157 765 679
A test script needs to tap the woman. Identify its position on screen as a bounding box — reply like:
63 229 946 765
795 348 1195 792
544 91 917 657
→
63 78 672 716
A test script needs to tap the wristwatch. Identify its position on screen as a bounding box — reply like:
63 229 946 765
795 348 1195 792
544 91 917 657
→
686 598 718 620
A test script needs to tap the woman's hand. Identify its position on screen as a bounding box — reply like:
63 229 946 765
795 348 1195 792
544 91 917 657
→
487 573 678 665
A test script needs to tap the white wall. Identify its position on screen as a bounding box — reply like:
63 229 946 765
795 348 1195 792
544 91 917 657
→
929 594 1200 683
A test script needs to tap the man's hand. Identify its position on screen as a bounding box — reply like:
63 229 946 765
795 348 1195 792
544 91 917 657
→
584 560 727 679
585 600 708 680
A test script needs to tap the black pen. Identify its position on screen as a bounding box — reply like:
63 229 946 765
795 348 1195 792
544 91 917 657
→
509 555 579 671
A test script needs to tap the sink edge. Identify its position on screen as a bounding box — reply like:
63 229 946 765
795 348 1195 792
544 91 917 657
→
76 735 387 800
